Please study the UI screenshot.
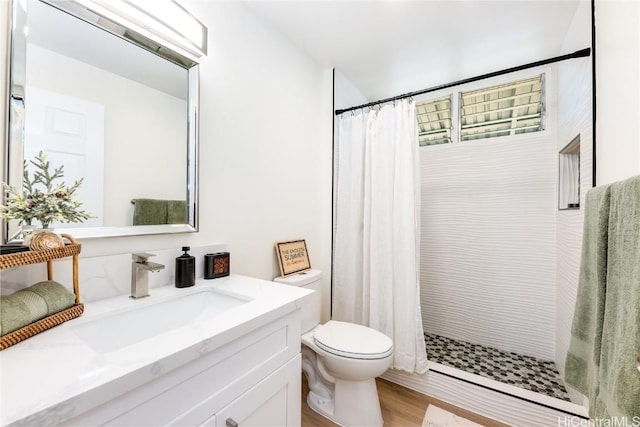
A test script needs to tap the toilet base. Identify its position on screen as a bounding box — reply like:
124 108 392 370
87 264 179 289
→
306 390 339 425
305 378 384 427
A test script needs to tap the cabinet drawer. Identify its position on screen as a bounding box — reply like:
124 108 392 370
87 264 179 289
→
198 355 301 427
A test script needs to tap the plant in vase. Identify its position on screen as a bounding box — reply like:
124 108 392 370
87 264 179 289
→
1 151 93 241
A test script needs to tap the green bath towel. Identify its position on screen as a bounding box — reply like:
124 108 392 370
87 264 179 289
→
133 199 187 225
594 176 640 418
565 175 640 419
7 290 48 322
29 281 76 316
0 294 32 336
0 281 75 336
565 184 611 403
167 200 187 224
133 199 168 225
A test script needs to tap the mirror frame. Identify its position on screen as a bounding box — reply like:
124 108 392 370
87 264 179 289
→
4 0 200 242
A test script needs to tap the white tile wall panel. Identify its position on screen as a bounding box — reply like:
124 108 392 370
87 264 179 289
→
419 134 557 360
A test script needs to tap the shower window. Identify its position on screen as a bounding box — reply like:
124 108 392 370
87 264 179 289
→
460 75 545 141
416 96 452 146
417 74 546 147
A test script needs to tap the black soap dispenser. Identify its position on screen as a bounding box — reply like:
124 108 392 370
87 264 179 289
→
175 246 195 288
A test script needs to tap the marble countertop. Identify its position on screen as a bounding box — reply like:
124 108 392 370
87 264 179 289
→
0 275 312 426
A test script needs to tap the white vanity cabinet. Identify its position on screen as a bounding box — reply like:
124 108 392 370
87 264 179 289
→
62 310 302 427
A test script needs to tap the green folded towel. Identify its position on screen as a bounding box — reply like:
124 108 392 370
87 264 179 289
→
8 290 48 321
167 200 187 224
0 294 32 336
594 176 640 418
133 199 168 226
565 184 611 401
0 281 75 336
29 281 76 316
133 199 187 225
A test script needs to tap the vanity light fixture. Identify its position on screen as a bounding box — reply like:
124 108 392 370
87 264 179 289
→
63 0 207 61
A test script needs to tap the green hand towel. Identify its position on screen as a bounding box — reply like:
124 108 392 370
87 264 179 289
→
167 200 187 224
0 294 32 335
565 183 612 401
10 290 48 321
1 281 75 336
29 281 76 316
594 176 640 418
133 198 168 225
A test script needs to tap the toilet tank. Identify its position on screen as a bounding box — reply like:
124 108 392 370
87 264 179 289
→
274 269 322 333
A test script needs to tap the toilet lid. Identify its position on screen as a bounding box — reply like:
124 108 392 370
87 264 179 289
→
314 321 393 360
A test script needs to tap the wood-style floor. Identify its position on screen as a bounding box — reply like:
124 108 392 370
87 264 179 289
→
301 376 509 427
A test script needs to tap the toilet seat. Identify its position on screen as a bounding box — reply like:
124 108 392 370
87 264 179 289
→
314 320 393 360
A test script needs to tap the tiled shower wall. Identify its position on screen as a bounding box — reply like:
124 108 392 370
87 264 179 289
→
419 136 557 360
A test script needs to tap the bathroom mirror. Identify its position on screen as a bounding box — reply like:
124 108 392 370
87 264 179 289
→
3 0 201 242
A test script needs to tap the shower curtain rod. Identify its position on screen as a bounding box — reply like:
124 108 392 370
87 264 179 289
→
334 47 591 116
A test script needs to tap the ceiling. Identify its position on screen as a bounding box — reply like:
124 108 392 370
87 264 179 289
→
244 0 584 101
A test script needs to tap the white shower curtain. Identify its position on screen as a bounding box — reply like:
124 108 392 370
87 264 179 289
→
333 99 428 374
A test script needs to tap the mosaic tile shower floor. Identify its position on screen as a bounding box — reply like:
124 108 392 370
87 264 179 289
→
425 333 571 401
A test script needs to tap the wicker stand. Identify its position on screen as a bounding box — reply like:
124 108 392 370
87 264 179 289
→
0 234 83 350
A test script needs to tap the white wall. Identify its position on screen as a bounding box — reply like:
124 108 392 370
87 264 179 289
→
26 44 187 227
334 70 368 111
555 0 592 404
184 0 331 311
595 0 640 184
1 2 333 317
419 69 558 360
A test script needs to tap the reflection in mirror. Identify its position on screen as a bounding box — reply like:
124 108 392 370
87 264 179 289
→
4 0 201 242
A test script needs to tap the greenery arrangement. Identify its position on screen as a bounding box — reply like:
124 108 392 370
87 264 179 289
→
0 151 93 229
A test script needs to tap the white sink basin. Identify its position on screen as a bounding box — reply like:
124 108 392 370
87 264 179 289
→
70 289 250 353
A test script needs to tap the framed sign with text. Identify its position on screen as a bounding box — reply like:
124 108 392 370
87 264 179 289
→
275 239 311 277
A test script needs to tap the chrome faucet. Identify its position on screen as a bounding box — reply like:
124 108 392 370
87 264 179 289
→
131 252 165 299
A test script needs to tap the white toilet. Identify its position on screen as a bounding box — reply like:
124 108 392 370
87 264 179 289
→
274 270 393 427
